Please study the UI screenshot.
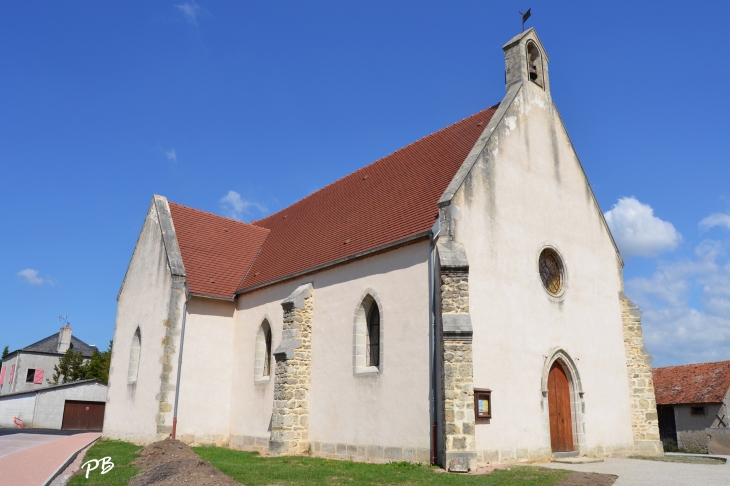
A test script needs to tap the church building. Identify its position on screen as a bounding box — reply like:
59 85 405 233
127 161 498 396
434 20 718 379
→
103 29 663 470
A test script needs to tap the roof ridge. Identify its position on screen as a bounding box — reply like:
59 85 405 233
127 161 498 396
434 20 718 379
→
169 201 270 232
70 335 97 350
235 232 270 294
654 360 730 370
20 333 58 352
251 106 499 227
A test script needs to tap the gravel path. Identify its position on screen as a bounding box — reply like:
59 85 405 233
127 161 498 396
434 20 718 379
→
539 456 730 486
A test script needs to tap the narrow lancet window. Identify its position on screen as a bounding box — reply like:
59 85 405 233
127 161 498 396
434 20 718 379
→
128 328 141 383
263 325 272 376
367 303 380 367
255 320 273 380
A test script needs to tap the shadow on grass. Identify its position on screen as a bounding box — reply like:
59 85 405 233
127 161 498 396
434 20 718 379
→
193 446 570 486
67 439 142 486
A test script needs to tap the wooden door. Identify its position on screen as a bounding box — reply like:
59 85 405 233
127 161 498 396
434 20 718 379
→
548 362 574 452
61 401 105 431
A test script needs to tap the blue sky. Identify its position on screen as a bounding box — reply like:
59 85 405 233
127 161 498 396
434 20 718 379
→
1 1 728 367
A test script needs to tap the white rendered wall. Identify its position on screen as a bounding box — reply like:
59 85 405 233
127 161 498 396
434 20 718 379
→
33 382 108 429
231 241 432 450
0 355 19 396
2 354 81 396
174 297 235 444
0 394 35 428
103 206 174 443
451 81 634 457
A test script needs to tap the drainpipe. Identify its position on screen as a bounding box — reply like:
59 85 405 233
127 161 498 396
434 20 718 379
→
171 283 191 440
428 220 441 465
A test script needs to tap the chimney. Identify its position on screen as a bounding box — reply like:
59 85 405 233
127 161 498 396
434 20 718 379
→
502 27 550 94
57 324 72 353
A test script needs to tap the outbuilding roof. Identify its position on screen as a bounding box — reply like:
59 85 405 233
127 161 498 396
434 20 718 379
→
0 379 106 399
167 105 498 297
653 360 730 405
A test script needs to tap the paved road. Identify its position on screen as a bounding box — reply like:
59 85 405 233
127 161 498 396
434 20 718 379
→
0 428 83 437
0 431 100 486
0 429 88 460
540 456 730 486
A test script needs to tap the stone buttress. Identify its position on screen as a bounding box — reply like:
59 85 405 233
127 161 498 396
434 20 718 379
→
437 240 477 472
269 283 314 455
619 292 663 455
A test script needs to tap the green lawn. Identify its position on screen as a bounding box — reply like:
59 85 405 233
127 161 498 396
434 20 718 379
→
193 446 571 485
67 439 142 486
67 439 574 485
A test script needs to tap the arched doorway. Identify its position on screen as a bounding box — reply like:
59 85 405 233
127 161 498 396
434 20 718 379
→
548 361 574 452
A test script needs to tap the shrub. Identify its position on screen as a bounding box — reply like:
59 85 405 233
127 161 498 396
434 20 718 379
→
663 440 679 452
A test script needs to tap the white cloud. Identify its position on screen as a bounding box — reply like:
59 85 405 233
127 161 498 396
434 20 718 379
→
641 307 730 367
175 1 203 24
626 238 730 366
17 269 56 286
699 212 730 231
165 149 177 163
604 197 681 257
219 190 266 221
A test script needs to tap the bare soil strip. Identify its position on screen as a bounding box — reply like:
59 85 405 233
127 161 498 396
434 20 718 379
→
130 440 240 486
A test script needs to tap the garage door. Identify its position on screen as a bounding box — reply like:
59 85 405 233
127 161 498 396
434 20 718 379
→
61 400 105 431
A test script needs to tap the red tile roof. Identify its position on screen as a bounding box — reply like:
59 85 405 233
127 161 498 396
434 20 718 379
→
653 360 730 405
167 105 498 297
238 105 499 291
168 202 269 299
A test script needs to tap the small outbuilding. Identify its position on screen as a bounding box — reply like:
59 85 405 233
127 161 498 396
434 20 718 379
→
653 360 730 454
0 379 107 431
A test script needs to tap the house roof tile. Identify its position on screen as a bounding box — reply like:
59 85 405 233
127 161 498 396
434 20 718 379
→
19 334 98 357
653 360 730 405
167 105 498 296
238 105 498 290
168 203 270 299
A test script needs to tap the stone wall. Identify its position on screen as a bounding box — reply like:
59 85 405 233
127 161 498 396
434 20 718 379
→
230 434 269 453
441 272 469 314
442 339 475 464
619 292 663 455
310 441 430 463
438 240 476 472
269 283 313 456
177 433 229 447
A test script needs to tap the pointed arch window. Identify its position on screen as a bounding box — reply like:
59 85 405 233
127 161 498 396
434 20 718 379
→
254 320 272 381
353 292 383 375
366 302 380 367
128 328 141 384
526 41 544 88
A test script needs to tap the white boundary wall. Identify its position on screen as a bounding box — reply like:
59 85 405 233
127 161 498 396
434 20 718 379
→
0 381 107 429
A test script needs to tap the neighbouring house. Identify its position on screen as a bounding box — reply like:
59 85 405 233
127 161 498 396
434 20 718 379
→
653 360 730 454
0 379 107 431
0 324 98 397
103 29 662 470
